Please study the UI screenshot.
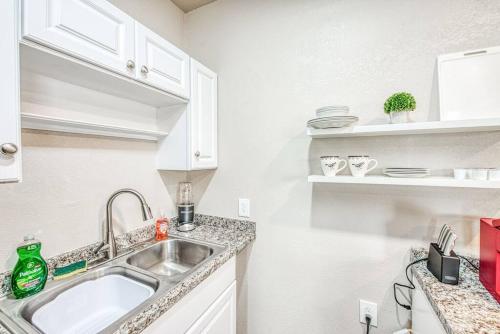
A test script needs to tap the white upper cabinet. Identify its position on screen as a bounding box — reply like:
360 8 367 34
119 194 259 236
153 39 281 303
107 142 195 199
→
190 59 218 169
135 23 190 98
0 0 21 183
156 59 218 171
21 0 135 76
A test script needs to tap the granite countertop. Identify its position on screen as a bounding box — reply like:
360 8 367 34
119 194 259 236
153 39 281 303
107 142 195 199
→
411 248 499 334
0 214 256 334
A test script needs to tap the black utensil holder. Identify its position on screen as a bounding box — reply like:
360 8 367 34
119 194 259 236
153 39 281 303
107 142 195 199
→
426 243 460 285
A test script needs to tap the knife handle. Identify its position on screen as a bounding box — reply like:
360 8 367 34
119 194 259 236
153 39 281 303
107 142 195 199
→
443 233 457 256
437 225 449 247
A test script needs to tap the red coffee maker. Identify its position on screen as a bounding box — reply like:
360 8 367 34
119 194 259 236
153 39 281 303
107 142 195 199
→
480 218 500 303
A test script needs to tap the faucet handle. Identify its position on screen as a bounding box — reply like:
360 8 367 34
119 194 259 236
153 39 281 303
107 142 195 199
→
92 242 109 255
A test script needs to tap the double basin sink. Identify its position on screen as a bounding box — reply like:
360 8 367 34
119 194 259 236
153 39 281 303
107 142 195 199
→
0 237 226 334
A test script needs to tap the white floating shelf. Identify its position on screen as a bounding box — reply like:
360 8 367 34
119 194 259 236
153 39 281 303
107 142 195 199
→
308 175 500 189
21 113 168 141
307 118 500 138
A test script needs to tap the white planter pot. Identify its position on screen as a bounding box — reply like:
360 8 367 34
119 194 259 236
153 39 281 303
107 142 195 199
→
389 111 412 124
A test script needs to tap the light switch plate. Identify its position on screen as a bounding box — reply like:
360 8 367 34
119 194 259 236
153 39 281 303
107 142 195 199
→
238 198 250 218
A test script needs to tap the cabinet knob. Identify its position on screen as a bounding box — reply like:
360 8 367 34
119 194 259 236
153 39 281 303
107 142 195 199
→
141 65 149 74
126 60 135 69
1 143 18 156
195 151 200 158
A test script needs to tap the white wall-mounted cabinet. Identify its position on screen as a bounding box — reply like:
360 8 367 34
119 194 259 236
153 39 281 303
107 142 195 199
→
190 59 218 169
0 0 21 183
22 0 136 77
157 59 218 171
15 0 217 170
135 23 190 98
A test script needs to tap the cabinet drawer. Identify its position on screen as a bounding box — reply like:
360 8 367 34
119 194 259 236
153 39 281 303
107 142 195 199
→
21 0 135 76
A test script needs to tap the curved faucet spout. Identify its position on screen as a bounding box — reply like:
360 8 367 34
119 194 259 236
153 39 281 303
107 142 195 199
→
105 188 153 259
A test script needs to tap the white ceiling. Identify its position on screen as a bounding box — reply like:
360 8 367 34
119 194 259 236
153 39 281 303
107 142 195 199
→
171 0 217 12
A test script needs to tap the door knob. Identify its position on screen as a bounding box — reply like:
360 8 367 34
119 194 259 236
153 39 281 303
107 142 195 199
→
126 60 135 69
141 65 149 74
194 151 200 158
1 143 18 156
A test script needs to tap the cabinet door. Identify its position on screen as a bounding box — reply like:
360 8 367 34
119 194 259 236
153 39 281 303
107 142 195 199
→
0 0 21 183
135 23 190 98
190 59 218 170
21 0 135 76
186 282 236 334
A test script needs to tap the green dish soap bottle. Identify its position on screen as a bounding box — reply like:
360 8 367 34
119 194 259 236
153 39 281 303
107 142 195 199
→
11 235 48 299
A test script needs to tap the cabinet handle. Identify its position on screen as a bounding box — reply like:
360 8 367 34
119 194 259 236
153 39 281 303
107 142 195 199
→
126 60 135 69
141 65 149 74
1 143 18 156
195 151 200 158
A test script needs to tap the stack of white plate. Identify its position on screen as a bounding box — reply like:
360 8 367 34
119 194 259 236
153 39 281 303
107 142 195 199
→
383 168 430 178
316 105 350 117
307 105 358 129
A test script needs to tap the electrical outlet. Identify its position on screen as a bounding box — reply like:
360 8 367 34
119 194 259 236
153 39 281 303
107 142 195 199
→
359 299 378 327
238 198 250 218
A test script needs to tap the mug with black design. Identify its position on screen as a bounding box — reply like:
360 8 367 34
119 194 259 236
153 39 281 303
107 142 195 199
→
320 156 347 176
348 156 378 177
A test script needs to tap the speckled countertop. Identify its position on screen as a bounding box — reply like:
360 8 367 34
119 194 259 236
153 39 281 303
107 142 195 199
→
0 214 255 334
411 248 499 334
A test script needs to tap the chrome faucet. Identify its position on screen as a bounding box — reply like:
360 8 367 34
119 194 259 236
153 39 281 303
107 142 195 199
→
96 189 153 260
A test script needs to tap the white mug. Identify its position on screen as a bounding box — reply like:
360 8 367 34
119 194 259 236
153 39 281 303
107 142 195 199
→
348 156 378 177
320 156 347 176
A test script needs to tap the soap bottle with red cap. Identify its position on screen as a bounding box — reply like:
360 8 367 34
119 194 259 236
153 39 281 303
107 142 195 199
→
155 210 169 241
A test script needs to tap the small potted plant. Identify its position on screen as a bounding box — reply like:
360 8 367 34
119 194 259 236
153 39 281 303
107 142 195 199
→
384 92 416 124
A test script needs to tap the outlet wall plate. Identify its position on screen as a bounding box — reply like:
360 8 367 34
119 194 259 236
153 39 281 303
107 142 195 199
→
359 299 378 327
238 198 250 218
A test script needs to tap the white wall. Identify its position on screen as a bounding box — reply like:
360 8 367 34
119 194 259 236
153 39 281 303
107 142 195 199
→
108 0 185 47
0 0 186 272
183 0 500 333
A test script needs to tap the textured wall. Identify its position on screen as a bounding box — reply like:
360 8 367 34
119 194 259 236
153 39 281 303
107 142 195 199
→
183 0 500 333
108 0 185 47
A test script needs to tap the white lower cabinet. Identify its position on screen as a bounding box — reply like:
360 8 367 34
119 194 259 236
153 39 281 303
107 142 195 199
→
142 257 235 334
411 278 447 334
186 283 236 334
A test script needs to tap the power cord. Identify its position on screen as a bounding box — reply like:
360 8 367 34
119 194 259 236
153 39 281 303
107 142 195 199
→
365 314 372 334
458 255 479 271
393 258 428 310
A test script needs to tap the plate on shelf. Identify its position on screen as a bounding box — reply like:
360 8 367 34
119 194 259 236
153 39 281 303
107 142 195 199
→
307 116 359 128
316 110 349 117
384 172 430 178
316 105 349 112
307 119 358 129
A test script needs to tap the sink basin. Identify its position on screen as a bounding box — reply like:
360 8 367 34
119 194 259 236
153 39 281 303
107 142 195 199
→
21 267 158 334
126 239 218 277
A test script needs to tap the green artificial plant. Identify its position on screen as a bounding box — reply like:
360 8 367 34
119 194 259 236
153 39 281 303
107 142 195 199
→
384 92 416 114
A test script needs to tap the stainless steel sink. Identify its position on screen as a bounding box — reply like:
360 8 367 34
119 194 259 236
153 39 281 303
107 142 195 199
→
0 236 227 334
126 239 222 278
